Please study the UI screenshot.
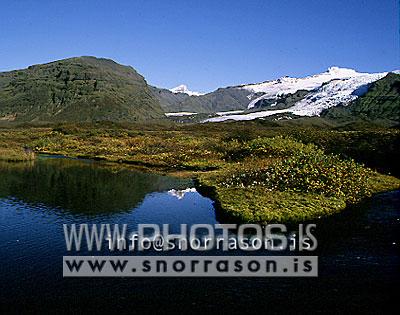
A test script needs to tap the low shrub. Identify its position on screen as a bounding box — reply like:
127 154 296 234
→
222 137 372 203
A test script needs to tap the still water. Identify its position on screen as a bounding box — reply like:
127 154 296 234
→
0 156 398 313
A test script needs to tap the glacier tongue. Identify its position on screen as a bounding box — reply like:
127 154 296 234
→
204 69 389 122
290 72 388 116
243 67 377 109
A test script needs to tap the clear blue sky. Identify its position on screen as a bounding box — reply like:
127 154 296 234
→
0 0 398 92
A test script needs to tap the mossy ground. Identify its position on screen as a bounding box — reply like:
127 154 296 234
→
0 123 399 223
214 187 346 223
197 173 399 224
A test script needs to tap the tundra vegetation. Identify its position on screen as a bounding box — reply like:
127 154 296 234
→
0 122 399 223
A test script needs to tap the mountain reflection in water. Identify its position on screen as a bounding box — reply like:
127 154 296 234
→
0 156 192 215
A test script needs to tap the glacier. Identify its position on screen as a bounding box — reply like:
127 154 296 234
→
204 67 390 122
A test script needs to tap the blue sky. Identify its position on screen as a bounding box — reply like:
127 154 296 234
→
0 0 398 92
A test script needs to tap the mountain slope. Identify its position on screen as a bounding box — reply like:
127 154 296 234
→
155 67 390 116
242 67 375 108
152 86 263 113
150 86 192 112
204 68 392 122
287 71 388 116
0 56 164 123
321 73 400 122
251 89 309 110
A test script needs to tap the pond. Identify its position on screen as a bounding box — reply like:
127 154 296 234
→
0 156 398 313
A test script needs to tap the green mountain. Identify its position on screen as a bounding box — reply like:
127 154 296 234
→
0 56 164 123
321 73 400 123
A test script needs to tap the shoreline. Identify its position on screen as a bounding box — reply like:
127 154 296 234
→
6 150 399 224
1 126 400 223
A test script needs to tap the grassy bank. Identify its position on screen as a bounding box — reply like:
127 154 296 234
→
196 137 400 223
0 123 399 223
0 147 35 162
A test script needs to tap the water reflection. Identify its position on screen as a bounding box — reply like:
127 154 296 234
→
0 157 192 215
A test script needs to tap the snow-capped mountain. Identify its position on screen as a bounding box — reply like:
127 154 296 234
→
243 67 385 109
155 67 397 120
204 67 391 122
288 72 387 116
170 84 203 96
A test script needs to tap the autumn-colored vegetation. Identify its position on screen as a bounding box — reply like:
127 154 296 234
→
0 123 399 222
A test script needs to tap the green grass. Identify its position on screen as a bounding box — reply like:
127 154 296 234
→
221 137 372 203
197 133 400 223
212 187 346 223
216 173 399 223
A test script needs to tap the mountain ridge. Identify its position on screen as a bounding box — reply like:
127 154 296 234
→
0 57 397 124
155 66 395 116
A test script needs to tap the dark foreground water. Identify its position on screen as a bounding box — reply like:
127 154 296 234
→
0 156 399 314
